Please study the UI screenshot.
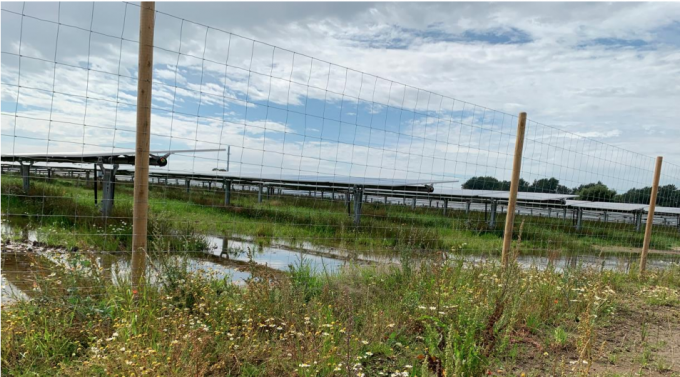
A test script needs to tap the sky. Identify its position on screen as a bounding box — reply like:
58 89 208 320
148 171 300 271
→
1 2 679 192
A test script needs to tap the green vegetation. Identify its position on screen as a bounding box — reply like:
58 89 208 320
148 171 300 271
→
2 175 680 257
2 247 679 376
3 175 680 375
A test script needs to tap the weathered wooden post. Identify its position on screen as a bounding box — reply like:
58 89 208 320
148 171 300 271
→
640 156 662 274
501 112 527 267
131 1 155 291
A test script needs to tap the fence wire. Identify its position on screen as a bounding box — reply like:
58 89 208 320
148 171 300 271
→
2 2 680 301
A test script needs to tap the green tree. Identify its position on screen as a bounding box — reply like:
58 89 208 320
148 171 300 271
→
575 181 616 202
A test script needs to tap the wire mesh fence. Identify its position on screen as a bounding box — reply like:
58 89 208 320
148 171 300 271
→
2 1 680 301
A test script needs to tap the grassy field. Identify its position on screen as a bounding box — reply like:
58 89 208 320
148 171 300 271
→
2 245 680 376
2 175 680 376
2 175 679 258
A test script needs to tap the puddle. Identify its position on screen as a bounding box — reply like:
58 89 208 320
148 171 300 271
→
1 223 38 242
2 224 679 303
206 236 354 273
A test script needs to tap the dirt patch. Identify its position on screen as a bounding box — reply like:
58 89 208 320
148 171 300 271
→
588 300 680 376
500 296 680 376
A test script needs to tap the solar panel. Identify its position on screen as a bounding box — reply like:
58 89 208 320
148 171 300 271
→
565 200 591 206
430 188 498 198
648 206 680 215
567 201 646 211
479 192 577 201
239 175 458 187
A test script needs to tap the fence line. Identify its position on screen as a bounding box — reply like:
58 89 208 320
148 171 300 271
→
1 2 679 299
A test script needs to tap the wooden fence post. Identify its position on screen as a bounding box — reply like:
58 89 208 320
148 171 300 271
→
131 1 156 291
640 156 663 274
501 112 527 267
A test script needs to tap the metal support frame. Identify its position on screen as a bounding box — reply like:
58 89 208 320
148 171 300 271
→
411 197 417 210
345 191 351 215
353 186 363 225
443 199 449 216
258 184 263 203
466 200 471 214
635 210 643 232
488 200 498 228
93 164 98 205
97 162 119 218
576 208 583 230
19 161 33 192
563 207 567 219
185 179 191 194
224 179 231 205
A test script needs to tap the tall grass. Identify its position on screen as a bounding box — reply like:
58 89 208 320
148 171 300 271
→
3 245 679 376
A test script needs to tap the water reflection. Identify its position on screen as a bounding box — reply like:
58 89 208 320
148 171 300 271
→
206 236 354 273
2 224 679 303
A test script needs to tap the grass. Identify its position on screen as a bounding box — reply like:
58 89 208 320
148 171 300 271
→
2 175 679 258
3 175 680 375
2 246 679 376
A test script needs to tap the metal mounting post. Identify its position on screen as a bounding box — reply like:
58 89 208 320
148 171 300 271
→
635 211 643 232
19 161 33 192
258 184 263 203
489 200 498 228
98 163 119 218
353 186 363 225
224 179 231 205
443 199 449 216
576 208 583 230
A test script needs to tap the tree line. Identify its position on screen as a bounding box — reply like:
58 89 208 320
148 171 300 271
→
461 176 680 207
